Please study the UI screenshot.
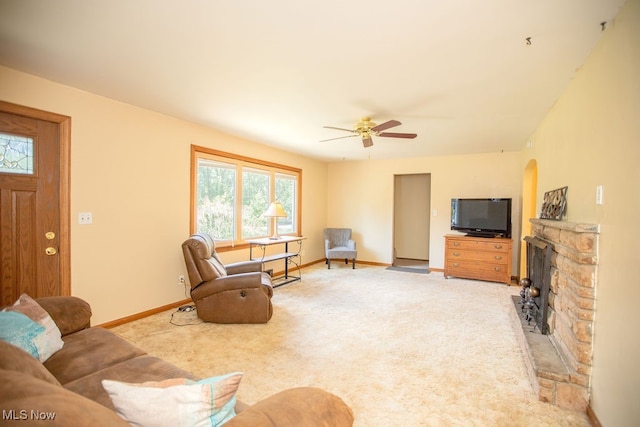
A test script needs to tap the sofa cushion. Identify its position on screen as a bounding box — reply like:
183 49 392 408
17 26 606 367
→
102 372 242 427
0 340 61 387
64 354 198 410
0 369 129 427
44 327 146 384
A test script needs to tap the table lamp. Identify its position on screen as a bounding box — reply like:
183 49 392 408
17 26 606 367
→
264 201 287 239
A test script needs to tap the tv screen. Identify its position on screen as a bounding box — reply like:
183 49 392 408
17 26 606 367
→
450 198 512 238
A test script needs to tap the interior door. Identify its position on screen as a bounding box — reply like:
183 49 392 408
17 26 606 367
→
0 102 71 305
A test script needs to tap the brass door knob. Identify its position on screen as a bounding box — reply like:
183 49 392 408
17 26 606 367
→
45 247 58 256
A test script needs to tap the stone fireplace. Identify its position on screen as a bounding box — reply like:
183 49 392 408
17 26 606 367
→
512 218 599 411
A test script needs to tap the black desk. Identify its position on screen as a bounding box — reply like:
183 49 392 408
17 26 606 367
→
247 236 305 287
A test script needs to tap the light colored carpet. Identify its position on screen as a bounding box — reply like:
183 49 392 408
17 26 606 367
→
111 264 590 426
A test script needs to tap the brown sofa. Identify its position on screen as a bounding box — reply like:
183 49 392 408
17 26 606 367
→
0 296 354 426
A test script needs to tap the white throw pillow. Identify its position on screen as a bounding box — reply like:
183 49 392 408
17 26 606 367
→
102 372 242 427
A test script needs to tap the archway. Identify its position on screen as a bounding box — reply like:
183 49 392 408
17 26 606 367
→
520 159 538 276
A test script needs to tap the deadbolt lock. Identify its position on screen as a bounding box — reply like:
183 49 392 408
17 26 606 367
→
45 247 57 256
45 232 56 240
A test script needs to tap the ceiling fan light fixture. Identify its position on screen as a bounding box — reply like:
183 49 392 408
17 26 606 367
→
321 116 416 148
354 117 376 133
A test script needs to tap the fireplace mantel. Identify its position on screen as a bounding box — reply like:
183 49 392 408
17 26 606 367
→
530 218 600 234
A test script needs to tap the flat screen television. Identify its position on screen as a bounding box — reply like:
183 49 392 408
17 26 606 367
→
450 198 512 238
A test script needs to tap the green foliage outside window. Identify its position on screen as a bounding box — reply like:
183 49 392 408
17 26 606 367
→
197 159 235 240
275 173 296 233
242 169 269 239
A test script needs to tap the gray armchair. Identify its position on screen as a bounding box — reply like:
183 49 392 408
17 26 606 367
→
324 228 357 269
182 233 273 323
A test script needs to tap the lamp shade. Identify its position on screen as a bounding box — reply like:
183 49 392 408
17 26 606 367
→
264 201 287 218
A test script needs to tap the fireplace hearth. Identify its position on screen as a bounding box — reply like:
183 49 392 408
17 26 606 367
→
511 219 599 411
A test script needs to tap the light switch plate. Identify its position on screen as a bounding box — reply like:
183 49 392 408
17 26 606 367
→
595 185 604 205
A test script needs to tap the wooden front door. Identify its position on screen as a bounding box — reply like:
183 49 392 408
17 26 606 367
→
0 101 71 305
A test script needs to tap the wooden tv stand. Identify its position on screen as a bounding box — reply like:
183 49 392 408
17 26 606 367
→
444 235 512 284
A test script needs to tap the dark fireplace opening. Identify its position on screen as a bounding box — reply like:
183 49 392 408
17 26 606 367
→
519 236 553 334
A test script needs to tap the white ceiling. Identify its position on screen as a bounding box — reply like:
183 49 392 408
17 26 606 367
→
0 0 626 161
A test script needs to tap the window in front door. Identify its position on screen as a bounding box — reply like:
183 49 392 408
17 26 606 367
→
0 133 34 175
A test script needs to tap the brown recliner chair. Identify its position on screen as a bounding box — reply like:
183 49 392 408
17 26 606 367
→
181 233 273 323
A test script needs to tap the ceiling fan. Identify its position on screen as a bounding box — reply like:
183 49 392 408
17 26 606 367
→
321 117 417 148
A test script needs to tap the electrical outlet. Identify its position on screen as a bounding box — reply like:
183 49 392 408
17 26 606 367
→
78 212 93 224
178 275 185 286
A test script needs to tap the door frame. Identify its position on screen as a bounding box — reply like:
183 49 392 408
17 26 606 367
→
0 100 71 295
520 159 538 278
392 173 431 263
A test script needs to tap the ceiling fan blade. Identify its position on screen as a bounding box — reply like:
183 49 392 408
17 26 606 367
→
362 136 373 147
323 126 354 133
371 120 401 132
320 134 358 142
378 132 417 139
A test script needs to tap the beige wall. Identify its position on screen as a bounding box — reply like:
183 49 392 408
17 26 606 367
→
327 151 522 271
0 65 328 324
521 0 640 424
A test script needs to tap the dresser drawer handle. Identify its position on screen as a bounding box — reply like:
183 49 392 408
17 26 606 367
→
453 252 460 256
494 245 503 249
453 242 460 246
494 255 502 260
494 267 502 272
453 263 460 267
